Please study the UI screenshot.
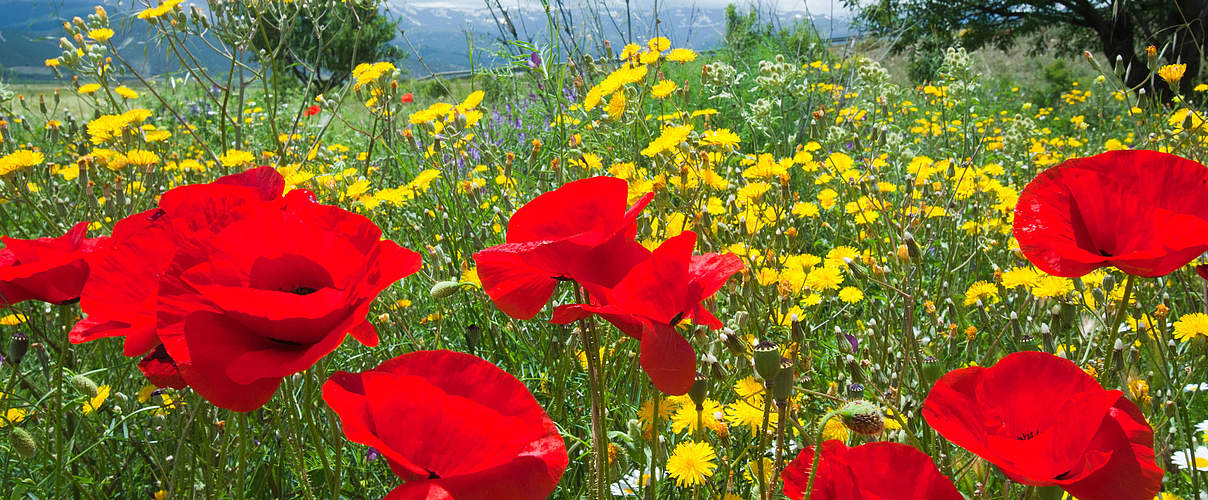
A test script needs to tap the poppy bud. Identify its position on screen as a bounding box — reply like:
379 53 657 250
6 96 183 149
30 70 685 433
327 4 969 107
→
753 341 780 381
837 400 883 436
71 374 99 398
9 333 28 365
772 358 794 402
688 372 709 411
10 427 36 458
430 280 462 299
1102 274 1116 292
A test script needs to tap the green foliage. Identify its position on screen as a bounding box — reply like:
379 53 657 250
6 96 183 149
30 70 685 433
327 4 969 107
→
241 0 403 92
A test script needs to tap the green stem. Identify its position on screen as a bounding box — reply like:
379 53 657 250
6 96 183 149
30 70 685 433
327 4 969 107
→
576 287 609 500
1103 274 1136 374
804 411 838 500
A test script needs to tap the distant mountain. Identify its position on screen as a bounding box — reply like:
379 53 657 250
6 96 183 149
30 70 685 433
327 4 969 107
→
0 0 851 81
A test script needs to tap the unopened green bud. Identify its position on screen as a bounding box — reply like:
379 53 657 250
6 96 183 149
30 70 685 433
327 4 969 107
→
10 427 36 458
430 280 462 299
70 374 99 398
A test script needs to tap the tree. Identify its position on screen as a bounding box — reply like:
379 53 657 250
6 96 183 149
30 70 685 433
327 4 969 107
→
847 0 1208 99
244 0 403 92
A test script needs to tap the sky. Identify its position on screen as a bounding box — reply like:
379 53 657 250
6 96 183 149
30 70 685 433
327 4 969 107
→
405 0 852 15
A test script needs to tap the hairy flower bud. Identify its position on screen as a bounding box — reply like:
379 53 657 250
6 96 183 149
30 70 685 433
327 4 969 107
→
837 400 884 436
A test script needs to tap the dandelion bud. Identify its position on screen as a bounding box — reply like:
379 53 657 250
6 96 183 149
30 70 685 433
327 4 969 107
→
70 374 99 398
10 427 37 458
843 257 868 281
689 372 709 410
772 358 794 402
753 341 780 381
72 16 85 27
9 333 28 365
836 400 883 436
720 329 746 355
903 232 922 262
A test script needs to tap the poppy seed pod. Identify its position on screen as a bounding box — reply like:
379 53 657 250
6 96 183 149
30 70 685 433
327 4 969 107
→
8 333 28 365
70 374 99 398
837 400 884 436
772 358 794 402
753 341 780 381
688 372 709 411
9 427 36 459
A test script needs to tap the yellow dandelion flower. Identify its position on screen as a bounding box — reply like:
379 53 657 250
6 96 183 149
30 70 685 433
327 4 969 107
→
652 79 677 99
115 86 139 99
666 441 717 487
963 280 998 306
667 48 697 62
0 150 44 176
78 83 101 94
606 91 626 118
219 149 256 168
81 385 111 414
1174 312 1208 342
670 399 725 434
88 28 114 41
125 149 159 167
838 286 864 304
44 58 60 68
1159 64 1187 86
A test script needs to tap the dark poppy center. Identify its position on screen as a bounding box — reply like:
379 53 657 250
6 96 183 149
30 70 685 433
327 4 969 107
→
1097 249 1112 257
249 254 336 295
1054 470 1073 480
426 469 440 479
670 311 686 326
1016 430 1038 440
552 275 573 282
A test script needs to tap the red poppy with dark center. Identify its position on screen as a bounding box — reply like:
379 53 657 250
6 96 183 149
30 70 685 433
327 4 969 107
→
473 176 653 320
155 189 421 411
922 351 1162 500
305 105 321 117
401 92 414 103
71 167 421 410
0 222 106 307
551 231 743 395
71 167 287 357
1014 150 1208 277
323 350 568 500
781 441 963 500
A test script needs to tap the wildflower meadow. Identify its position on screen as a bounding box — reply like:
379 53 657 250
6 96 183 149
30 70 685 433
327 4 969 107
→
2 0 1208 499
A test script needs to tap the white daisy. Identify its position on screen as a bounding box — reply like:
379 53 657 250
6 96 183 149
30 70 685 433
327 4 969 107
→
1171 446 1208 471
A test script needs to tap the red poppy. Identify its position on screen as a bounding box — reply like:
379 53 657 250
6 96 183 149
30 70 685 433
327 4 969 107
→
401 92 414 103
0 221 106 307
71 167 421 411
305 105 321 117
1014 150 1208 277
71 167 287 357
323 350 568 500
473 176 653 320
550 231 743 395
922 351 1162 500
137 344 187 389
781 441 963 500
